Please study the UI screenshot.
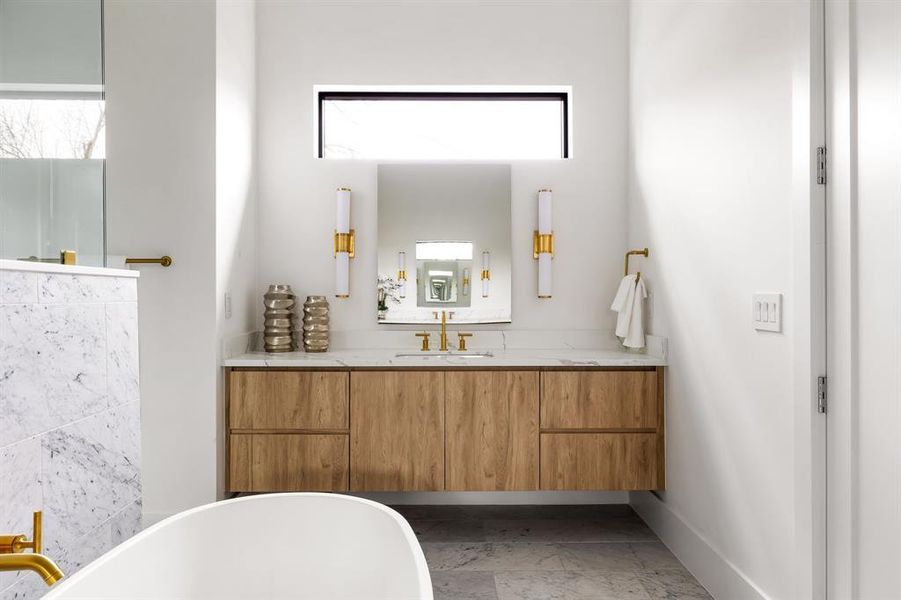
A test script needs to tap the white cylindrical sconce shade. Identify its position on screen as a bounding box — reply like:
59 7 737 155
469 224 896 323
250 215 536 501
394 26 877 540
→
397 251 407 298
536 189 553 298
481 251 490 298
462 267 471 297
335 187 353 298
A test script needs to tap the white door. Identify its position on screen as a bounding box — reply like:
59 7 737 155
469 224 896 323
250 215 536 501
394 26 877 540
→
826 1 901 598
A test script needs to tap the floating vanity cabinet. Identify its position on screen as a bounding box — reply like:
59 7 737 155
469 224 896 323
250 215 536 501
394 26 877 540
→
539 369 665 490
227 371 350 492
226 366 665 493
445 371 539 491
350 371 445 491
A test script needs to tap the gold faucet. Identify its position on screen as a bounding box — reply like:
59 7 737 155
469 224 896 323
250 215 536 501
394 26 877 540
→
0 512 64 586
438 310 449 351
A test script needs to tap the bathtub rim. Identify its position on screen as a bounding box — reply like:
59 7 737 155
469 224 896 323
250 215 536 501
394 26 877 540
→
43 492 433 599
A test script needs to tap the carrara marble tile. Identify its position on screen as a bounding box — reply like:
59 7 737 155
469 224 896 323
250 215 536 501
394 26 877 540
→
38 274 137 304
0 437 41 592
0 271 37 305
0 304 108 447
105 302 140 406
40 401 141 560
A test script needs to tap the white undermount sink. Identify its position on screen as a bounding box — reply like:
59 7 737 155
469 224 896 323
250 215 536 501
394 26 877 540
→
394 351 494 358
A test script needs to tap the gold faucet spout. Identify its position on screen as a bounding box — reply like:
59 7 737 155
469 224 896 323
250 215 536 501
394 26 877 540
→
439 310 449 351
0 553 64 586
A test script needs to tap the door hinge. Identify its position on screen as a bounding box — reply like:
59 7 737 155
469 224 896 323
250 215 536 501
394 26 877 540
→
817 375 827 413
816 146 827 185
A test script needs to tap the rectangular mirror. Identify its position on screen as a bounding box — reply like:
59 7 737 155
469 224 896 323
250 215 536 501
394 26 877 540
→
377 164 512 324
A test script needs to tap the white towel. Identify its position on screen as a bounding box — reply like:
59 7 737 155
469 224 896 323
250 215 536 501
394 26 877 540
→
610 274 647 349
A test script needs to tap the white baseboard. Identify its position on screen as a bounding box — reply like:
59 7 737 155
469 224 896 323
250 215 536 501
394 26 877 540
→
629 491 770 600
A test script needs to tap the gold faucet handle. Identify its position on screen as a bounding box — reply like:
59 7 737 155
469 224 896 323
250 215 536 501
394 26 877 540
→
0 512 41 555
415 332 431 352
457 332 473 351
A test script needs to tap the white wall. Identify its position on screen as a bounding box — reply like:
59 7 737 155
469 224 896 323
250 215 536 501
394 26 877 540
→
256 0 628 333
105 0 219 521
627 1 807 598
215 0 258 497
826 1 901 598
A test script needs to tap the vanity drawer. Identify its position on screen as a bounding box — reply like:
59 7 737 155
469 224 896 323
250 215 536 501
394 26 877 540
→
540 371 658 430
540 433 661 490
229 433 349 492
229 371 349 431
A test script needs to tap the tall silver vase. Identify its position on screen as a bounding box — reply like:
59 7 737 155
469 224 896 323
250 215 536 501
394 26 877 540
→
303 295 330 352
263 284 296 352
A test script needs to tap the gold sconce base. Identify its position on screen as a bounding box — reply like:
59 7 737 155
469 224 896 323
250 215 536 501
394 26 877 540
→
397 270 407 280
334 230 355 257
480 269 491 280
533 231 555 258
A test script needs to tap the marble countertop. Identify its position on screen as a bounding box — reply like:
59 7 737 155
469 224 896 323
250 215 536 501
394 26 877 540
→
223 347 666 368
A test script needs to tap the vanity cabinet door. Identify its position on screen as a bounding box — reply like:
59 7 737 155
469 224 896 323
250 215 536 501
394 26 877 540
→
229 433 349 492
540 371 657 430
446 371 539 491
540 433 659 490
229 370 348 431
350 372 445 491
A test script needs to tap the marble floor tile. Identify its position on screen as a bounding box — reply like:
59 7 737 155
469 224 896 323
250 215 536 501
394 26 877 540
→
484 517 657 543
423 542 567 572
637 567 713 599
557 542 644 571
410 519 487 542
431 571 498 600
495 571 652 600
631 541 688 571
406 505 706 600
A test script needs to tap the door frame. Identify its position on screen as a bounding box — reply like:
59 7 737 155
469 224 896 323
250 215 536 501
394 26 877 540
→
791 0 828 598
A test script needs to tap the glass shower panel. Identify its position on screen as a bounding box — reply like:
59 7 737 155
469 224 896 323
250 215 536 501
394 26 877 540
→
0 0 105 266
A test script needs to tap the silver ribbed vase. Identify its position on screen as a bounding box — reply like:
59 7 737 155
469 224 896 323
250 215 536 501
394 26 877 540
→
303 295 330 352
263 284 296 352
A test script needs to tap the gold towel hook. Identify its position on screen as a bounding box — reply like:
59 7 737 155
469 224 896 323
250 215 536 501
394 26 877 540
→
624 248 649 282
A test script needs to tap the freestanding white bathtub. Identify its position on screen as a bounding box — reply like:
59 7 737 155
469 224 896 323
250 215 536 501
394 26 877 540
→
44 493 433 599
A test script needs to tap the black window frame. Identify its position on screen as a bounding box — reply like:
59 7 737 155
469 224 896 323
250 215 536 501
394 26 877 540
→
317 90 570 159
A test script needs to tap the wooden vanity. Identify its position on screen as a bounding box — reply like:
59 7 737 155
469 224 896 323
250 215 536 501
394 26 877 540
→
225 367 665 493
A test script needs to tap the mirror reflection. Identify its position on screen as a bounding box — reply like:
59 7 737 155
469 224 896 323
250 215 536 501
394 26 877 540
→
377 164 512 324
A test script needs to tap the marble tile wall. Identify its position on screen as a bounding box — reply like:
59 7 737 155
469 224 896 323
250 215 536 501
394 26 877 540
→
0 268 141 600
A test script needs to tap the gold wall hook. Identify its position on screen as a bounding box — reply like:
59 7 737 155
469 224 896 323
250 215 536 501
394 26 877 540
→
624 248 649 280
125 255 173 267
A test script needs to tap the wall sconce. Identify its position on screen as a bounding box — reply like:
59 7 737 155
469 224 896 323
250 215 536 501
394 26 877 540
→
462 267 471 297
533 188 554 298
397 251 407 298
481 251 490 298
334 187 354 298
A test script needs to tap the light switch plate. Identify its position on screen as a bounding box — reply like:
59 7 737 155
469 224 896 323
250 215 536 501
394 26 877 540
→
753 293 782 332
